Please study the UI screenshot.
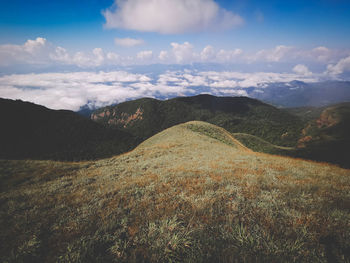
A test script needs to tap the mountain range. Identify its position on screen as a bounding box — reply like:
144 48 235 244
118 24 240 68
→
90 95 303 147
1 94 350 262
1 95 349 168
249 80 350 108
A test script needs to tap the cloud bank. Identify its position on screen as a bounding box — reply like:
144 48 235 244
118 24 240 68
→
1 37 350 78
293 64 312 76
103 0 243 34
327 56 350 75
0 70 320 111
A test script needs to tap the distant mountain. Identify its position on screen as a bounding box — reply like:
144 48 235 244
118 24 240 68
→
0 98 137 161
91 94 304 147
250 80 350 108
76 104 95 118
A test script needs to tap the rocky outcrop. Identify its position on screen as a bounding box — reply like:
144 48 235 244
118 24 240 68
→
297 135 313 148
92 107 144 128
316 109 339 128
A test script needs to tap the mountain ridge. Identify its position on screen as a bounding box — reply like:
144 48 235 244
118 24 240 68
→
91 94 303 147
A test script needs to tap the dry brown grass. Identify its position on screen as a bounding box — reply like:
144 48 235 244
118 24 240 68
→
0 121 349 262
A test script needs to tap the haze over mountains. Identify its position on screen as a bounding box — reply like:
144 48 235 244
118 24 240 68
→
2 67 350 112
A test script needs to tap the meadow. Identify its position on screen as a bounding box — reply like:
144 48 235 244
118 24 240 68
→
1 121 349 262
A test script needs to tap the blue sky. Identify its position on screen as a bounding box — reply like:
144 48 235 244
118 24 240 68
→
1 0 350 50
0 0 350 110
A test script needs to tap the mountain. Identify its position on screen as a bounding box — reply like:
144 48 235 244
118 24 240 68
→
227 102 350 168
76 104 95 118
291 102 350 168
91 94 304 147
1 121 349 262
0 98 137 161
249 80 350 108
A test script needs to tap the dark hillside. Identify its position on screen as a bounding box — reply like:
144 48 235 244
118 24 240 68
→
91 94 304 147
0 98 137 161
293 102 350 168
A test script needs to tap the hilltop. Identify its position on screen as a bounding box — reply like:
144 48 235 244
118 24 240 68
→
1 96 349 168
91 94 303 147
1 121 349 262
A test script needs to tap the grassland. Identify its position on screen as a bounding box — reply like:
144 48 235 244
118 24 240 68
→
1 121 349 262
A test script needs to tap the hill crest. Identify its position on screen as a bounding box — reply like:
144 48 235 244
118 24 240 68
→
91 94 303 147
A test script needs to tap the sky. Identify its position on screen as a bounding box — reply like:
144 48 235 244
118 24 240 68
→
1 0 350 110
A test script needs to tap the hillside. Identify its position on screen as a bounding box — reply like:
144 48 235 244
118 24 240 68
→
229 102 350 168
0 98 137 161
91 95 303 147
1 121 349 262
292 102 350 168
232 133 295 156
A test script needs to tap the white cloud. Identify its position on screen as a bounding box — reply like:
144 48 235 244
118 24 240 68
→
326 56 350 75
0 37 114 68
200 45 215 61
210 80 238 88
252 45 294 62
106 52 120 61
0 71 189 111
197 71 318 89
170 42 196 63
293 64 312 76
216 48 243 62
71 49 106 68
50 46 71 64
212 88 248 96
183 73 208 86
114 37 144 47
0 69 322 111
0 37 51 66
103 0 243 34
23 37 47 53
137 50 153 60
158 50 169 61
1 37 350 73
311 46 332 62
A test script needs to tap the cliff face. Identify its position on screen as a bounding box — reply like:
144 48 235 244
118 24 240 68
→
91 107 144 128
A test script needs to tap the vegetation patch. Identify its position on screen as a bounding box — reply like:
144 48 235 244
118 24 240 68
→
1 121 349 262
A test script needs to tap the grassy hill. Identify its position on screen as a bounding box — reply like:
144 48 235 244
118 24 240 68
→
91 95 304 147
231 102 350 168
1 121 349 262
0 98 138 161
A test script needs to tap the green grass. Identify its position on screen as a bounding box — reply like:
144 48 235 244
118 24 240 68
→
232 133 295 155
1 121 349 262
